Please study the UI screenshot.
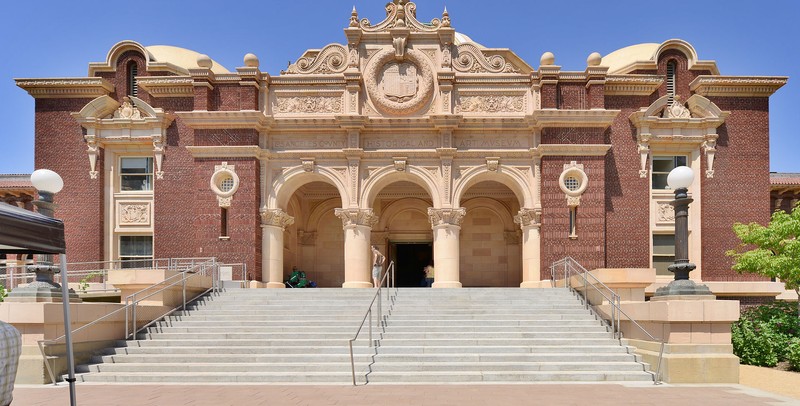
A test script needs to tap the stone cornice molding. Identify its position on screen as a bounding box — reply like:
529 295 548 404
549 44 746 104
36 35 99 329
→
604 74 663 96
334 208 379 228
534 144 612 157
260 208 295 229
427 207 465 227
176 110 271 130
137 76 194 98
531 109 620 128
185 146 262 159
689 75 788 97
15 77 114 99
270 76 347 86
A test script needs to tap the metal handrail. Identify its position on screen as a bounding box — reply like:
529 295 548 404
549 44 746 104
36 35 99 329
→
37 257 220 384
550 257 665 384
348 261 397 386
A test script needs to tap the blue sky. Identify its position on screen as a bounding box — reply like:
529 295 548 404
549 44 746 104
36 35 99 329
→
1 0 797 174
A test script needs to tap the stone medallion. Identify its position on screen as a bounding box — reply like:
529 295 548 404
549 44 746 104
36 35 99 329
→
364 48 434 116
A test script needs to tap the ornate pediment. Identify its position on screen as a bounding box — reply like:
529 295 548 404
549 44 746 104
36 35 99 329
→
282 44 349 75
452 43 521 74
354 1 449 33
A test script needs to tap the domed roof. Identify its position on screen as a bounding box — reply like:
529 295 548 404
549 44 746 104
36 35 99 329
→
454 32 485 49
601 43 660 74
145 45 230 74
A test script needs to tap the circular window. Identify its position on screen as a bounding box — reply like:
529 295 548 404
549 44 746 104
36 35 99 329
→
210 167 239 198
564 176 580 192
219 176 235 193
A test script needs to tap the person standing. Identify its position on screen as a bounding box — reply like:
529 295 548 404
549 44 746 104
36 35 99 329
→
424 264 435 287
371 245 385 288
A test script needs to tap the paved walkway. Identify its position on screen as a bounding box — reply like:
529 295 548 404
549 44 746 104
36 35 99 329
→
11 381 800 406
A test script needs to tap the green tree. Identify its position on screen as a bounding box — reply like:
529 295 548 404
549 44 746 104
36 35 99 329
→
727 204 800 316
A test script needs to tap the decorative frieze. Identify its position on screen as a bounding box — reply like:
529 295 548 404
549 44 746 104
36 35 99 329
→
119 203 150 225
427 208 466 227
335 208 378 228
689 76 787 97
260 208 295 229
657 203 675 222
16 78 114 98
456 95 525 113
275 96 342 114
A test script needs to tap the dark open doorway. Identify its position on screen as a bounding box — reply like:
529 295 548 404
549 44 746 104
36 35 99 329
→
390 242 432 287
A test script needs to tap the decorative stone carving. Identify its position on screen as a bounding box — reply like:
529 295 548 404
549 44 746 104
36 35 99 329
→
282 44 348 75
364 48 434 116
427 208 466 227
456 95 524 113
703 135 717 178
663 95 691 118
153 134 165 180
335 208 379 228
120 204 149 225
658 203 675 222
486 157 499 172
393 157 407 171
260 208 295 229
301 158 315 172
358 1 444 33
85 135 99 179
210 162 239 208
559 162 588 208
638 134 650 178
113 97 143 119
514 208 541 227
452 43 520 73
275 96 342 114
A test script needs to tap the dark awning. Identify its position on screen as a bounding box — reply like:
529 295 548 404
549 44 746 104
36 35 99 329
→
0 202 65 254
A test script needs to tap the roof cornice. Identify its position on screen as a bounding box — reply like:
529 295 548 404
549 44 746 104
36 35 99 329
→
15 77 114 99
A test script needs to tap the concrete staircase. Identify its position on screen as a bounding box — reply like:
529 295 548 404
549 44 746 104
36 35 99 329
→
75 287 653 384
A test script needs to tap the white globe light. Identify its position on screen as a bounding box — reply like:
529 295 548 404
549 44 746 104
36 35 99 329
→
667 166 694 190
30 169 64 193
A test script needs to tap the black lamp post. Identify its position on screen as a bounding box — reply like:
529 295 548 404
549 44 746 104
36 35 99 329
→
654 166 712 297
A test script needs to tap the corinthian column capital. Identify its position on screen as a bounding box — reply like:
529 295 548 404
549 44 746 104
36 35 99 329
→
428 207 466 227
335 208 379 228
260 208 295 229
514 208 541 228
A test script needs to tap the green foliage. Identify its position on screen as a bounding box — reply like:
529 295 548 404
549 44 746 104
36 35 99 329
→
78 272 103 293
727 205 800 316
733 302 800 367
787 339 800 371
0 283 6 302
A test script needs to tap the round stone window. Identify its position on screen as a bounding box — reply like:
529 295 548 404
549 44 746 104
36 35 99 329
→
564 176 580 192
210 166 239 198
558 166 589 197
219 176 235 193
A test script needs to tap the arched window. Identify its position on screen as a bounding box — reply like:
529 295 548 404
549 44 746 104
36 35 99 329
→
666 61 676 104
127 61 138 97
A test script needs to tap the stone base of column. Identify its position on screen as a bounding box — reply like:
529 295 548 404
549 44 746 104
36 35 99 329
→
342 281 373 289
266 282 286 289
432 281 462 288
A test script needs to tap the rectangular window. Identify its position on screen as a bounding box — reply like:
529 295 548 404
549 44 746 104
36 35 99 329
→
568 207 577 239
652 156 687 190
120 157 153 192
653 234 675 276
119 236 153 268
220 207 228 238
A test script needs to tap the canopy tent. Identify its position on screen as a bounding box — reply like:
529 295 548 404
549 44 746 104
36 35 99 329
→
0 202 65 255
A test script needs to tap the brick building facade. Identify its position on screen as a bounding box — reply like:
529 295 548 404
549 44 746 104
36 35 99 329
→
15 1 787 291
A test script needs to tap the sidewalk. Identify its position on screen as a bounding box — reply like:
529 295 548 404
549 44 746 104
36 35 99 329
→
10 381 800 406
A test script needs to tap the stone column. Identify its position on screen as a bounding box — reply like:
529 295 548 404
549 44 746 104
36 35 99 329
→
428 208 465 288
515 208 542 288
260 208 294 288
335 208 378 288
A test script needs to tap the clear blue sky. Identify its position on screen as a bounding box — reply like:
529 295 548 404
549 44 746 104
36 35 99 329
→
1 0 797 174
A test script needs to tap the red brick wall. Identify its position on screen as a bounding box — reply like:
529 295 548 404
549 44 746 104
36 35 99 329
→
193 159 262 280
604 95 654 268
34 98 104 263
194 129 259 146
700 97 771 281
540 154 606 278
556 83 587 110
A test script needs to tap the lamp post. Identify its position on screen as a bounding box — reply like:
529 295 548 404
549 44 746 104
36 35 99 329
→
654 166 712 297
29 170 78 405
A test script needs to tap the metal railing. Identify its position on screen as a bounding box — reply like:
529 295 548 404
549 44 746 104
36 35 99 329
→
348 261 397 386
37 257 220 384
550 257 664 384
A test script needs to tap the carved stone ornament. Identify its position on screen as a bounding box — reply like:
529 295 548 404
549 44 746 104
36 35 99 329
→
452 43 520 74
210 162 239 208
393 157 407 171
427 207 466 227
358 1 446 33
486 157 499 172
153 134 165 180
120 204 150 225
456 95 524 113
260 208 295 229
638 135 650 178
559 161 588 208
514 208 541 228
301 158 315 172
658 203 675 222
663 95 692 119
703 135 717 178
112 97 144 119
282 44 348 75
85 135 99 179
275 96 342 114
364 48 434 116
335 208 379 228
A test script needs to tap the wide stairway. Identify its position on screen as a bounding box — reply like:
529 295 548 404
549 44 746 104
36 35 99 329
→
75 288 653 384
